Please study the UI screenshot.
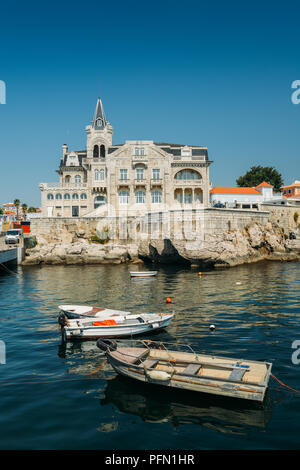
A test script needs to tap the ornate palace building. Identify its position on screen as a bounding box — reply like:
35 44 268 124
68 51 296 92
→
40 97 212 218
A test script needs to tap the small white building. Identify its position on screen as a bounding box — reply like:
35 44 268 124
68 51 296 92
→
210 181 280 209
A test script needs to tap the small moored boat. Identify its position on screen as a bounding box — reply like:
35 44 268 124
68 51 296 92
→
97 339 272 403
60 313 174 341
58 305 131 319
130 271 157 277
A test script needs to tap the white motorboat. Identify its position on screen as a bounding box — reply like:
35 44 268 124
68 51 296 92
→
130 271 157 277
58 304 131 320
60 312 174 341
97 339 273 403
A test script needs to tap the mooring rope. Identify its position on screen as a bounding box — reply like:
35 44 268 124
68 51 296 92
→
271 373 300 396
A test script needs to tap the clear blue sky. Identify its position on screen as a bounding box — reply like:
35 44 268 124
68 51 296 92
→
1 0 300 206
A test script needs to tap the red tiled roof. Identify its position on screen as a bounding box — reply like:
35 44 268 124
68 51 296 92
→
256 181 273 188
281 182 300 189
210 187 261 195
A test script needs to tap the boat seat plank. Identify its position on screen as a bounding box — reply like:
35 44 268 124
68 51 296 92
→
111 348 148 364
228 368 247 382
182 364 201 375
142 359 158 369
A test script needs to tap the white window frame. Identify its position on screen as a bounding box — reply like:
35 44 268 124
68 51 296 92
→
152 190 162 204
120 169 128 180
152 168 160 180
119 190 129 205
136 168 144 180
135 190 145 204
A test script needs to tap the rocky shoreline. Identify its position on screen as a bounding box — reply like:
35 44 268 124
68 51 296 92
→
139 222 300 268
22 221 300 268
22 240 143 266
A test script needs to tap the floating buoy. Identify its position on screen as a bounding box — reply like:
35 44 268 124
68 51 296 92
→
236 282 242 285
198 272 203 277
210 324 215 331
166 298 172 304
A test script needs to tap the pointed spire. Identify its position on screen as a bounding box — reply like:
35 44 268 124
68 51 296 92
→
92 97 107 130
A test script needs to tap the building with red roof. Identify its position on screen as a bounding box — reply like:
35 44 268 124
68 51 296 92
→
281 181 300 199
210 181 279 209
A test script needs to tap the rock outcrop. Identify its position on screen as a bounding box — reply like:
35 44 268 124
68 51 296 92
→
138 222 300 268
22 240 141 266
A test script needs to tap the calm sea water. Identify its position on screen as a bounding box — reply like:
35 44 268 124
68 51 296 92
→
0 260 300 450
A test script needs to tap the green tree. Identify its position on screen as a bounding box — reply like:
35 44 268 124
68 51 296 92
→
0 207 3 215
236 166 283 192
28 207 36 213
14 199 20 220
21 203 28 220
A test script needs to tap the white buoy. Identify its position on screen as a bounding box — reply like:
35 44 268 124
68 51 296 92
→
210 324 215 331
236 282 242 285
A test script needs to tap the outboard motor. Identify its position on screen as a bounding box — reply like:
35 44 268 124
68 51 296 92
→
96 339 117 352
58 313 67 327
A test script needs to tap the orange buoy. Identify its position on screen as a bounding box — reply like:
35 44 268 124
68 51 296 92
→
166 297 172 304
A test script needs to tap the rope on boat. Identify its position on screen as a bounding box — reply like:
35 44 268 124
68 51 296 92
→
271 373 300 396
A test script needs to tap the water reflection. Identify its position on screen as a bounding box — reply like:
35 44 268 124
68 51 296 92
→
101 375 272 433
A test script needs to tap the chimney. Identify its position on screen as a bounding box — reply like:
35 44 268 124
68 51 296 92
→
62 144 68 156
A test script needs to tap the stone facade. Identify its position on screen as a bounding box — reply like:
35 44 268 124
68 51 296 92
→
39 97 212 219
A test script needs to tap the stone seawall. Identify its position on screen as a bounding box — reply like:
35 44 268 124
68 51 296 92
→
24 206 300 268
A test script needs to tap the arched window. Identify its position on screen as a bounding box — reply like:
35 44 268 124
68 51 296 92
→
47 193 54 200
93 145 99 158
56 193 62 200
80 193 87 200
94 195 106 208
64 193 70 200
119 190 129 205
174 169 201 180
94 169 99 181
65 175 71 183
152 190 162 204
100 145 105 158
135 190 145 204
99 169 105 181
75 175 81 184
72 193 79 200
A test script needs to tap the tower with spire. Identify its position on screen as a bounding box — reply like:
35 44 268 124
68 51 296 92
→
86 97 113 159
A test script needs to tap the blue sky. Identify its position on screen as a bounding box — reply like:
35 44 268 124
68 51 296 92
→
0 0 300 206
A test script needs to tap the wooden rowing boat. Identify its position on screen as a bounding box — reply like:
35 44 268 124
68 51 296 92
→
60 313 174 341
97 339 272 403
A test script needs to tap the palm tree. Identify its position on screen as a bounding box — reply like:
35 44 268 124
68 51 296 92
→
14 199 20 220
21 203 28 220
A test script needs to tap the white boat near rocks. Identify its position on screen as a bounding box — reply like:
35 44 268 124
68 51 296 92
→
97 339 272 403
130 271 157 277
